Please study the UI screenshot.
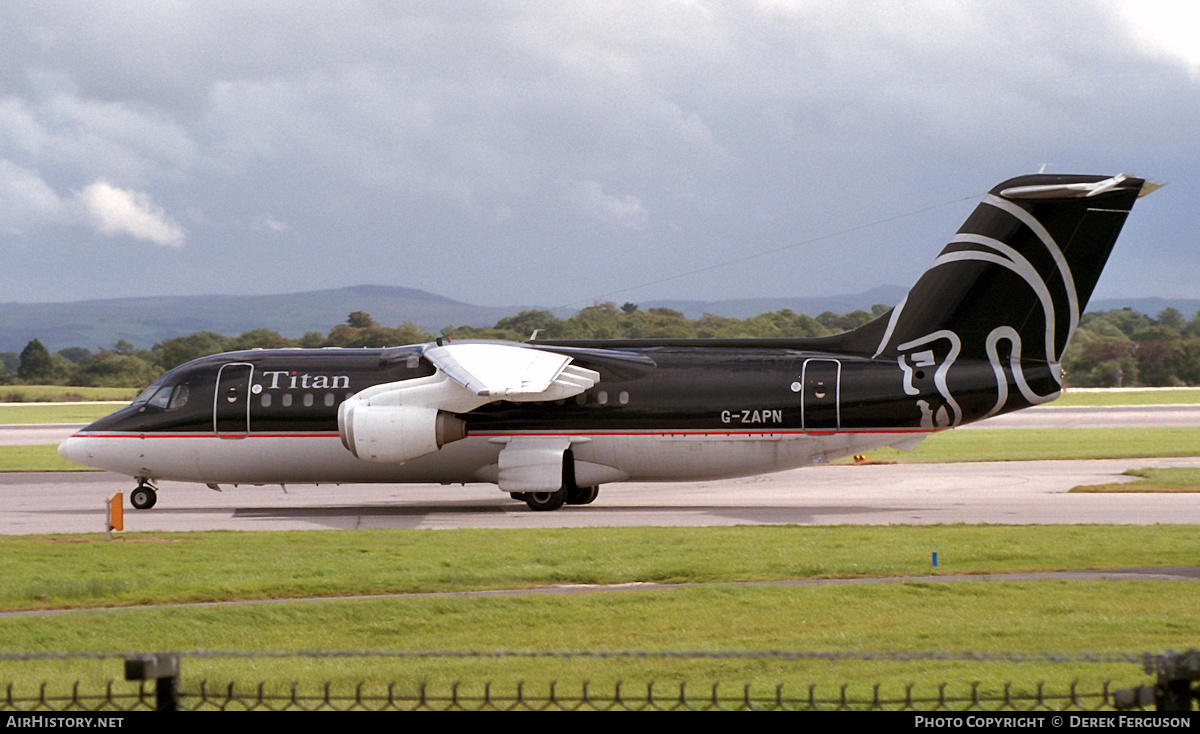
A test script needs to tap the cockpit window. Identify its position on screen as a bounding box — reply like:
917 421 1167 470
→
134 382 190 410
147 387 173 409
132 384 162 406
168 384 189 409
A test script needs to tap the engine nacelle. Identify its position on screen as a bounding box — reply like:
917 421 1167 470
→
338 402 467 463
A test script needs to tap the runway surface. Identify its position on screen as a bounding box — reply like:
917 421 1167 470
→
5 456 1200 534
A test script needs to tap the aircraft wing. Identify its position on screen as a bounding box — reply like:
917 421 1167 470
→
339 341 600 464
422 342 600 401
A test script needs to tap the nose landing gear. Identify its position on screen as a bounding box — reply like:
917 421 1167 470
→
130 480 158 510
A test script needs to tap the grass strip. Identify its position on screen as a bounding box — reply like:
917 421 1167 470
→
0 386 137 403
0 582 1188 696
0 444 95 472
2 525 1196 696
0 403 122 425
1054 388 1200 406
1071 467 1200 493
2 525 1197 613
853 427 1200 464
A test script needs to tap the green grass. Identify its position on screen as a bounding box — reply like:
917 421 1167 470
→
1071 467 1200 493
1054 388 1200 406
0 386 138 403
2 525 1196 612
852 427 1200 464
0 402 122 424
3 525 1197 697
0 582 1186 699
0 444 96 471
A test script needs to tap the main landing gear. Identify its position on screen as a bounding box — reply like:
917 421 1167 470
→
130 480 158 510
509 484 600 512
509 451 601 511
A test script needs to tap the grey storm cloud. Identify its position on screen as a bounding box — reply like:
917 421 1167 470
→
0 1 1197 307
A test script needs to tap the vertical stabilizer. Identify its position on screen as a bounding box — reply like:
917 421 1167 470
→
873 174 1151 363
843 173 1153 420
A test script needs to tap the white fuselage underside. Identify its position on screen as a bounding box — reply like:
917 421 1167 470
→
60 430 922 490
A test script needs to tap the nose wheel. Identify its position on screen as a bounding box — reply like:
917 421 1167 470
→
130 481 158 510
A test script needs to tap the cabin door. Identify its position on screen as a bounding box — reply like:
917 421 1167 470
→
801 358 841 435
214 363 254 438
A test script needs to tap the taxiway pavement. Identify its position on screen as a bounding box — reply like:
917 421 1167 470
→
4 456 1200 534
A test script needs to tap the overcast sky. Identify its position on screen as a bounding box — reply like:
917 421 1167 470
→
1 1 1197 312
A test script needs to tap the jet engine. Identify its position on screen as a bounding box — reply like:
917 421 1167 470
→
338 402 466 463
337 341 599 464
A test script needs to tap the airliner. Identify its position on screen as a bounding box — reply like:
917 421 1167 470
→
58 173 1157 511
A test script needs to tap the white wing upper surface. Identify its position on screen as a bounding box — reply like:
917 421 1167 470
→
423 342 599 401
338 341 601 464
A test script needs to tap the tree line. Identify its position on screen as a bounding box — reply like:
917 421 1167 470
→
3 304 1199 389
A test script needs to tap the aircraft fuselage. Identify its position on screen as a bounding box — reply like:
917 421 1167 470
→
57 173 1154 511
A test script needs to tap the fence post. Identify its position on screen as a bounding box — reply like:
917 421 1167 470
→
1150 649 1200 712
125 654 180 711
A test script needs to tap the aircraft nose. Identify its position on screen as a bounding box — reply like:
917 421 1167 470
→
58 435 87 464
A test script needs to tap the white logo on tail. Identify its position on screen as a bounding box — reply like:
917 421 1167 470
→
877 195 1075 424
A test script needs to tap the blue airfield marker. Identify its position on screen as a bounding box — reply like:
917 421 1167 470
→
932 552 938 567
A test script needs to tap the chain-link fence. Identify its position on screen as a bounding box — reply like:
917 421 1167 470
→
1 649 1196 712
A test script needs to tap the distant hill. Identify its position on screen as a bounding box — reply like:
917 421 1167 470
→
0 285 520 353
2 284 1194 353
639 285 908 320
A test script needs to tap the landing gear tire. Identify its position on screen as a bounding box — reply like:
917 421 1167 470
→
558 448 599 507
509 492 529 502
565 484 599 505
524 489 566 512
130 484 157 510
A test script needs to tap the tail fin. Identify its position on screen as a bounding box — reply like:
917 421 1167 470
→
867 174 1154 362
831 173 1155 420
